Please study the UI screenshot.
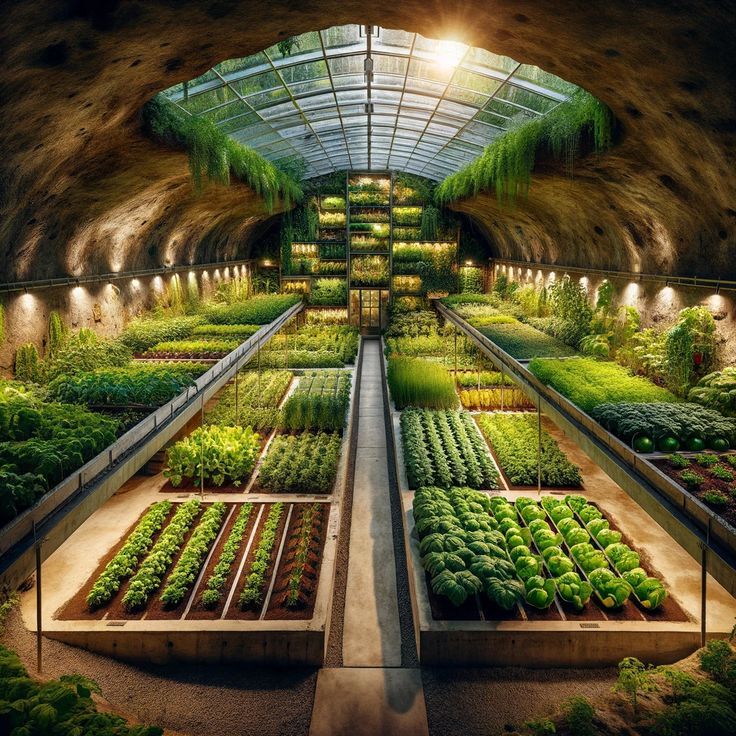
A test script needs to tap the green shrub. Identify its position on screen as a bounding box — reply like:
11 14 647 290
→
119 315 202 351
689 367 736 416
387 358 458 409
0 644 162 735
310 278 347 306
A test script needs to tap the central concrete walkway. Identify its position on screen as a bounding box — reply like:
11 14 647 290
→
310 338 429 736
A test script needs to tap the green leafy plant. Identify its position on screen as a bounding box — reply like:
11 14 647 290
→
160 502 226 607
476 413 582 487
239 502 284 608
400 409 499 490
203 294 301 325
285 503 325 609
689 367 736 416
259 432 341 493
200 503 253 609
122 499 202 611
280 371 351 432
530 357 677 413
165 425 260 487
614 657 657 719
664 306 717 396
86 500 173 610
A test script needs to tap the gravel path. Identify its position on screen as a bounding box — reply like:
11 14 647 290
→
1 607 316 736
422 665 617 735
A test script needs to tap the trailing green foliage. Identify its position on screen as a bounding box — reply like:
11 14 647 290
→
86 501 173 610
529 357 677 413
259 432 341 493
401 409 499 490
143 95 302 211
476 413 582 487
165 425 261 487
435 89 613 204
0 644 162 736
47 311 68 358
387 358 458 409
14 344 42 382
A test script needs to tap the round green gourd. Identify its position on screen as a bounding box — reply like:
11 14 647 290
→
633 436 654 453
709 437 729 451
686 436 706 451
658 436 680 452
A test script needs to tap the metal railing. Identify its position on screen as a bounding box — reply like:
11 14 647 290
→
437 302 736 589
0 301 303 564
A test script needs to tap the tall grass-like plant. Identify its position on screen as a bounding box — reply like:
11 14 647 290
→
435 90 613 205
143 95 302 212
387 358 457 409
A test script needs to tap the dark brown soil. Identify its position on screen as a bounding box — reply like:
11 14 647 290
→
225 503 290 620
652 455 736 528
145 503 236 621
265 503 329 620
58 502 175 621
186 502 261 620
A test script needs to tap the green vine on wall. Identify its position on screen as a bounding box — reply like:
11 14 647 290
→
143 95 303 212
435 90 614 205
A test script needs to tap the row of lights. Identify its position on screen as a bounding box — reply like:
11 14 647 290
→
494 262 726 300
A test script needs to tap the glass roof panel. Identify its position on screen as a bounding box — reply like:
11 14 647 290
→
161 23 580 180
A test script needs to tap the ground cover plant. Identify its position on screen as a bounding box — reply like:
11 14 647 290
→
387 358 458 409
192 323 261 339
475 321 578 359
591 402 736 452
653 452 736 523
202 294 301 325
164 425 261 487
258 432 341 493
280 371 351 432
401 409 499 489
529 356 677 413
204 369 292 430
475 413 582 487
47 363 208 406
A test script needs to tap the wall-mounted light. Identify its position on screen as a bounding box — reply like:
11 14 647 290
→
464 260 473 267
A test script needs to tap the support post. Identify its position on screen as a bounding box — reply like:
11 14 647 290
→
700 538 708 647
234 364 239 426
453 328 458 378
33 522 42 674
200 394 205 498
500 366 505 411
537 396 542 495
257 336 261 395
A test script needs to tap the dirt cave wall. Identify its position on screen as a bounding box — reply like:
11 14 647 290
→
0 0 734 313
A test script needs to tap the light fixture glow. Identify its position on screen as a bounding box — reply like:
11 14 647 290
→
435 39 466 70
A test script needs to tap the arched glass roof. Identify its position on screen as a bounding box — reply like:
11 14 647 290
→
162 25 580 181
